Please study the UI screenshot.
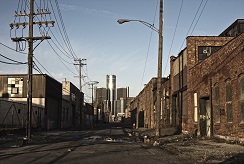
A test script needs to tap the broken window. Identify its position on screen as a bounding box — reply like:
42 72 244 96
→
240 75 244 122
214 84 220 123
226 80 233 123
198 46 221 62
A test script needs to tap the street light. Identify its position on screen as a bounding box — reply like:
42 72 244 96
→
117 0 163 137
88 81 99 107
117 19 159 33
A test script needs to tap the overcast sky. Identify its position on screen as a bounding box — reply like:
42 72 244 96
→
0 0 243 102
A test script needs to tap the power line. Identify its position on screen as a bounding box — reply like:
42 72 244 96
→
178 0 205 52
190 0 209 36
0 60 26 65
47 40 76 75
46 40 74 65
0 53 27 64
48 0 77 60
33 56 54 77
30 1 79 76
163 0 184 77
49 29 74 59
34 0 80 75
0 42 27 54
34 1 74 60
140 0 159 90
54 0 77 59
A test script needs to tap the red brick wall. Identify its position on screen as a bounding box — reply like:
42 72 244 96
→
187 33 244 137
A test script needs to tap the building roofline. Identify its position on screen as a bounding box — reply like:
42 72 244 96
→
0 73 61 84
219 19 244 36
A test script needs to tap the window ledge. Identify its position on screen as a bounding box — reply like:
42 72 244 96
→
225 122 233 127
238 123 244 128
214 122 221 126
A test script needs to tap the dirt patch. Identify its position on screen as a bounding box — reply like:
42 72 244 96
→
158 137 244 163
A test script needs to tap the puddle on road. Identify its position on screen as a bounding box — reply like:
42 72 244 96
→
82 135 133 143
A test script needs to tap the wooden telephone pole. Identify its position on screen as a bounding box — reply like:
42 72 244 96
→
74 58 86 127
74 58 86 92
155 0 163 137
10 0 54 141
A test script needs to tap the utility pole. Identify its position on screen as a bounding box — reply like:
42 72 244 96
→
74 58 86 92
10 0 54 141
155 0 163 137
74 58 86 128
27 0 34 141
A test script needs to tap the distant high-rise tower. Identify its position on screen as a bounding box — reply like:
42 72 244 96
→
116 87 129 116
117 87 128 100
95 87 108 121
106 75 116 115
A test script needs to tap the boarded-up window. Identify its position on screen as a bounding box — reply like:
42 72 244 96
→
172 96 177 126
173 74 180 91
194 93 198 122
240 75 244 122
226 80 233 122
214 84 220 123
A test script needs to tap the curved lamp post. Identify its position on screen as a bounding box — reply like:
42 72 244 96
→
117 19 159 33
88 81 99 107
117 0 163 137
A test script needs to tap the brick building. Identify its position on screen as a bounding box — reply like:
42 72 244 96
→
127 77 171 129
187 33 244 139
127 19 244 141
170 36 233 135
170 19 244 140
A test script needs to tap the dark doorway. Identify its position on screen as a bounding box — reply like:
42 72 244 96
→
172 95 177 127
72 105 76 126
139 111 144 127
199 97 211 137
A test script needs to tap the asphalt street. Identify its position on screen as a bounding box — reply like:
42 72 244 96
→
0 123 243 164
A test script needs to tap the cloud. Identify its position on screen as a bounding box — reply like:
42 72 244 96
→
59 4 116 18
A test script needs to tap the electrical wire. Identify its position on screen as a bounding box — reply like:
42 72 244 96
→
33 56 54 78
37 0 80 74
0 53 27 64
24 1 79 76
47 40 74 65
190 0 209 36
163 0 184 77
10 0 90 94
54 0 78 59
49 30 74 59
0 60 26 65
178 0 205 52
47 40 76 75
140 0 159 90
49 0 77 60
0 42 27 54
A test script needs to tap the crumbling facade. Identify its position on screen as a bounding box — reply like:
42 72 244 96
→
127 19 244 141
